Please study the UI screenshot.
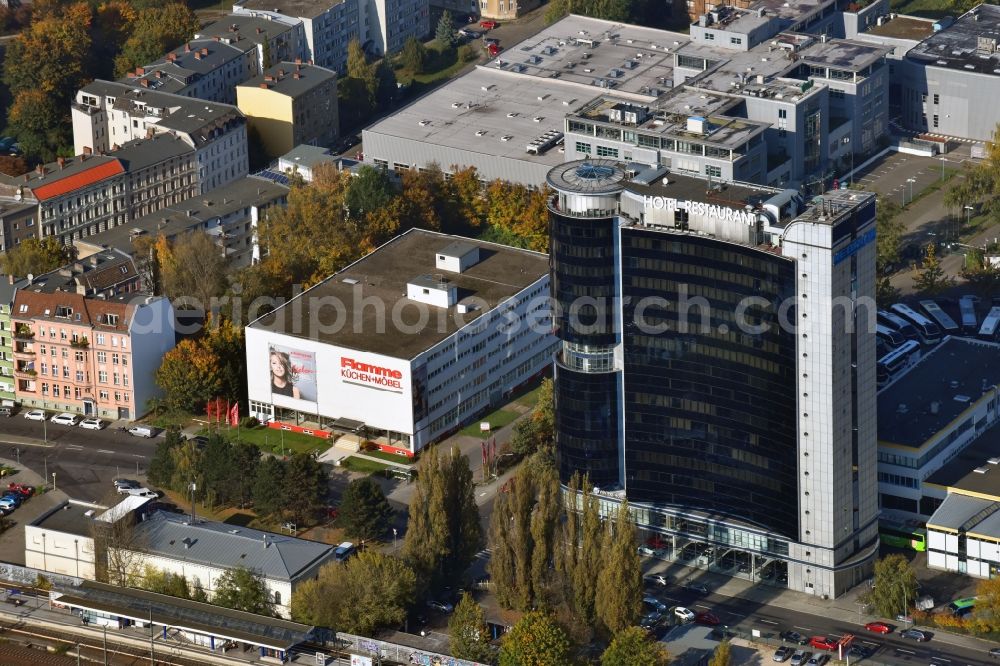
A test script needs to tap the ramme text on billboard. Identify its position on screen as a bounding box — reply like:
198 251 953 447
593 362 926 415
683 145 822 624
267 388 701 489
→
341 357 405 393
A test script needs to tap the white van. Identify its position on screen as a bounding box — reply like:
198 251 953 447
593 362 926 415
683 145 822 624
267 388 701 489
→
127 425 155 438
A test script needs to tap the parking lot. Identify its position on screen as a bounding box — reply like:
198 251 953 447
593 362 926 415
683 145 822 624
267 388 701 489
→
854 151 955 202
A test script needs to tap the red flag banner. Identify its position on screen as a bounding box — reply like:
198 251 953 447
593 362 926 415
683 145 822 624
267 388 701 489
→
229 402 239 427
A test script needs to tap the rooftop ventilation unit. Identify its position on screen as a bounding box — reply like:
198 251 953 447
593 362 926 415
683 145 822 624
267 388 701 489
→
975 465 992 474
526 130 564 155
418 119 430 126
475 130 487 136
500 135 513 142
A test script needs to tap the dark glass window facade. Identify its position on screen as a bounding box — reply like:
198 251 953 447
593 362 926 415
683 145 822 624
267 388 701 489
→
549 210 617 346
555 364 620 487
620 229 799 538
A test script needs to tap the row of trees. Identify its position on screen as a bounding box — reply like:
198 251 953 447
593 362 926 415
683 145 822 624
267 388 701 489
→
339 41 397 132
154 317 246 413
147 429 327 525
2 0 198 160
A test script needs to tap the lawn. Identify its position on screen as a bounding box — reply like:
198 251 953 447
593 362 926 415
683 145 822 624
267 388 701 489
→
459 408 520 437
204 425 328 456
514 384 544 410
341 456 391 474
361 449 415 465
889 0 953 19
394 42 479 92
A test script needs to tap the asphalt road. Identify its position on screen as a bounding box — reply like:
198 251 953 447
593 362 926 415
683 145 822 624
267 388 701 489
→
0 416 159 503
646 584 996 666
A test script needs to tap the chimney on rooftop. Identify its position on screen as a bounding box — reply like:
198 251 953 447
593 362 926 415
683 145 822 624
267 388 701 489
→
36 164 45 178
214 35 220 41
259 82 269 89
200 47 208 55
184 43 191 53
167 53 177 62
155 71 162 78
293 72 300 79
57 157 65 169
83 146 92 155
295 57 302 65
140 78 150 87
194 52 202 60
277 68 285 77
256 27 262 34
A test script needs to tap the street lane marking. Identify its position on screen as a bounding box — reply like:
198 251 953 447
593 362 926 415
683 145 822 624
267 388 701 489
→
895 648 915 655
66 445 83 450
794 626 812 632
97 449 115 454
758 619 779 625
693 604 710 609
133 454 146 459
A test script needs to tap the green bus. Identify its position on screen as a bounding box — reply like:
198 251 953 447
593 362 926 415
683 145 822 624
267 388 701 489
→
879 523 927 551
947 597 976 615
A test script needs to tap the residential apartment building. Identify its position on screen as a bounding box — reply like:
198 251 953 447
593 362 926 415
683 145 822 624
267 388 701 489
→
10 289 175 420
197 14 308 70
234 0 428 69
0 200 42 253
277 145 335 181
237 61 338 159
0 277 27 404
547 159 879 598
479 0 538 21
116 135 200 221
71 81 249 194
76 176 289 270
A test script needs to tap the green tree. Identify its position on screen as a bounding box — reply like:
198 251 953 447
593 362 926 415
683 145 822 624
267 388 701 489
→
962 253 1000 297
213 567 275 616
8 90 68 161
198 433 235 508
261 39 273 69
876 200 904 274
401 36 428 73
374 57 398 108
168 439 204 495
139 565 192 599
231 441 262 509
156 230 228 308
864 554 918 619
339 39 377 126
569 477 603 626
435 11 457 50
595 501 642 634
0 236 71 276
974 576 1000 633
340 477 394 542
914 243 955 295
498 611 572 666
601 626 670 666
345 165 395 219
154 339 223 413
147 427 183 487
876 276 901 307
253 456 287 519
283 452 327 525
402 446 481 594
291 551 416 635
449 592 495 663
708 639 732 666
112 3 199 78
202 318 247 405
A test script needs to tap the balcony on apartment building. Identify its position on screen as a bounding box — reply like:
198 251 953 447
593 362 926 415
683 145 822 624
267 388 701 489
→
13 324 34 341
13 360 36 377
12 341 34 358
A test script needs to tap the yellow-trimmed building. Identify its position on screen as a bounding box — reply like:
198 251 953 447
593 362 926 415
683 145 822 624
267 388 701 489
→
236 61 338 160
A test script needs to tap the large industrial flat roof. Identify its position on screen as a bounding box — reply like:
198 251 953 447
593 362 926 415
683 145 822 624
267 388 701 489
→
866 15 935 41
926 493 1000 532
248 229 549 359
908 5 1000 75
877 337 1000 449
798 38 892 71
925 419 1000 499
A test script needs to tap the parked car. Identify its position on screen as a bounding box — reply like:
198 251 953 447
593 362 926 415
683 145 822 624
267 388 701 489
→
989 647 1000 658
79 418 105 431
113 479 139 491
486 42 501 58
645 574 669 587
0 405 17 417
640 611 663 629
1 493 22 508
458 28 481 38
806 655 828 666
23 410 46 421
479 19 498 29
643 596 667 613
864 621 892 634
773 646 793 663
848 645 871 660
0 137 15 152
900 628 928 642
808 636 837 651
119 487 158 498
427 599 454 613
126 425 154 438
0 498 17 512
789 650 811 666
781 631 809 645
695 611 720 626
50 412 79 426
674 606 696 623
638 545 657 556
646 535 668 550
7 484 33 498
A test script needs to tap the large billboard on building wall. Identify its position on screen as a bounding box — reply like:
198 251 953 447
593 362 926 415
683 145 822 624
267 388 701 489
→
246 328 415 435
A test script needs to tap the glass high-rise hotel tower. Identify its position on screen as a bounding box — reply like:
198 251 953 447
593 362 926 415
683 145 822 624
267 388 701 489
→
548 160 879 598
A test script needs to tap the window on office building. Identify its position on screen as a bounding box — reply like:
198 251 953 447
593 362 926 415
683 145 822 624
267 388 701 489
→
933 93 939 105
575 141 592 154
730 37 742 45
705 165 722 178
933 115 939 128
596 146 619 158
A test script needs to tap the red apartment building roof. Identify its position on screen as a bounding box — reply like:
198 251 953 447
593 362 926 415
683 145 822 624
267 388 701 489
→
31 160 125 202
12 290 133 333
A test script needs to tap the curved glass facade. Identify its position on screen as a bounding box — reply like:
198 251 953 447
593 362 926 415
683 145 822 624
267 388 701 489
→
549 207 617 347
620 229 799 538
555 362 620 488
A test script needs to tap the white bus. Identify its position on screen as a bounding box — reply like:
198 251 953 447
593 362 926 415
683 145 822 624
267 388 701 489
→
959 296 979 334
877 340 922 387
979 306 1000 341
891 303 942 345
878 310 920 342
876 324 906 348
919 300 959 335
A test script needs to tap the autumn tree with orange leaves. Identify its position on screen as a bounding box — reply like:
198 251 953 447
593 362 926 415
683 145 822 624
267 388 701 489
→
155 339 223 413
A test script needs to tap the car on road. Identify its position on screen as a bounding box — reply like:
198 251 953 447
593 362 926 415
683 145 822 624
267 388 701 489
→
695 611 720 626
896 613 913 624
864 621 892 634
674 606 696 623
0 404 17 417
808 636 837 651
640 611 663 629
781 631 809 645
990 647 1000 658
806 655 828 666
645 574 669 586
479 19 497 29
121 488 159 498
126 425 155 438
334 541 355 563
50 412 79 426
79 418 105 431
900 628 928 642
789 650 811 666
23 410 46 421
773 646 793 662
683 582 709 594
643 596 667 613
113 479 139 491
427 599 454 613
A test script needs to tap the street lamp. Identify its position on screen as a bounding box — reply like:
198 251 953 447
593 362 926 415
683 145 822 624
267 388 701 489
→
965 205 974 229
52 472 56 492
906 178 916 205
939 156 947 181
